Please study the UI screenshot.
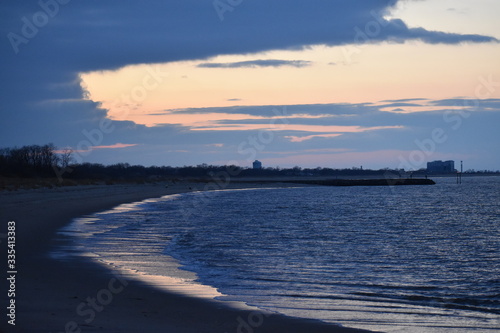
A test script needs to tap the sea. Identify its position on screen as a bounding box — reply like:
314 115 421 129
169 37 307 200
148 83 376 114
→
52 176 500 332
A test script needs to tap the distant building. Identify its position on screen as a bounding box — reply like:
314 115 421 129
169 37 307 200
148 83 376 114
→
427 160 455 173
253 160 262 169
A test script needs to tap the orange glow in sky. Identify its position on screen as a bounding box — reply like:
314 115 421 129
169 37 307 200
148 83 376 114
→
81 42 500 128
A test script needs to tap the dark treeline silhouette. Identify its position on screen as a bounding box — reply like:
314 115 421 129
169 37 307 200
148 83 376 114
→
1 144 498 182
0 144 62 177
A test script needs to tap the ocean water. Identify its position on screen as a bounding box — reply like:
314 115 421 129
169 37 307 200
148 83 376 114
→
53 177 500 332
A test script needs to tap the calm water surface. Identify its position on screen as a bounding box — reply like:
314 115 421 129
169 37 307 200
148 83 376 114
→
54 177 500 332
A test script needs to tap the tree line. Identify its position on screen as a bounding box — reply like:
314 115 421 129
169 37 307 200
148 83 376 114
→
0 144 72 177
1 144 498 181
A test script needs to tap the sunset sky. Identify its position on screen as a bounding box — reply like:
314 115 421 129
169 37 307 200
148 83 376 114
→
1 0 499 170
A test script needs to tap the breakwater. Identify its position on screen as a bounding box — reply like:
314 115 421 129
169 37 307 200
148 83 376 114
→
290 178 435 186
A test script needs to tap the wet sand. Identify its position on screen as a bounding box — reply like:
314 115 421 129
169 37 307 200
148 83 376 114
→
0 181 375 333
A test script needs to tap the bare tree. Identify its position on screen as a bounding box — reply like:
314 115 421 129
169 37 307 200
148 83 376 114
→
59 148 74 169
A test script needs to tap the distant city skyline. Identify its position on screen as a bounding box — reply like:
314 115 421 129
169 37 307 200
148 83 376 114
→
1 1 499 170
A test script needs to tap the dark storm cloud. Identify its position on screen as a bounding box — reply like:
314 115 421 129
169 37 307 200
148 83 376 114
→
5 1 495 68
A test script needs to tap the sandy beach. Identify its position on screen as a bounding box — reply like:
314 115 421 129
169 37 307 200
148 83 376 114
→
0 181 374 333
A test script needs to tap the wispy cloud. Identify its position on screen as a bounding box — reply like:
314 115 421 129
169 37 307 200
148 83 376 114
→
191 124 403 133
197 59 312 69
57 143 138 154
284 134 342 142
92 143 138 150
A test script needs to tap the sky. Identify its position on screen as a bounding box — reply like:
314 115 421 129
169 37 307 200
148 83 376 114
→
1 0 499 171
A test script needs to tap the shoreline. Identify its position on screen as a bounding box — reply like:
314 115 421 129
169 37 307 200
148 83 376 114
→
0 181 374 333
